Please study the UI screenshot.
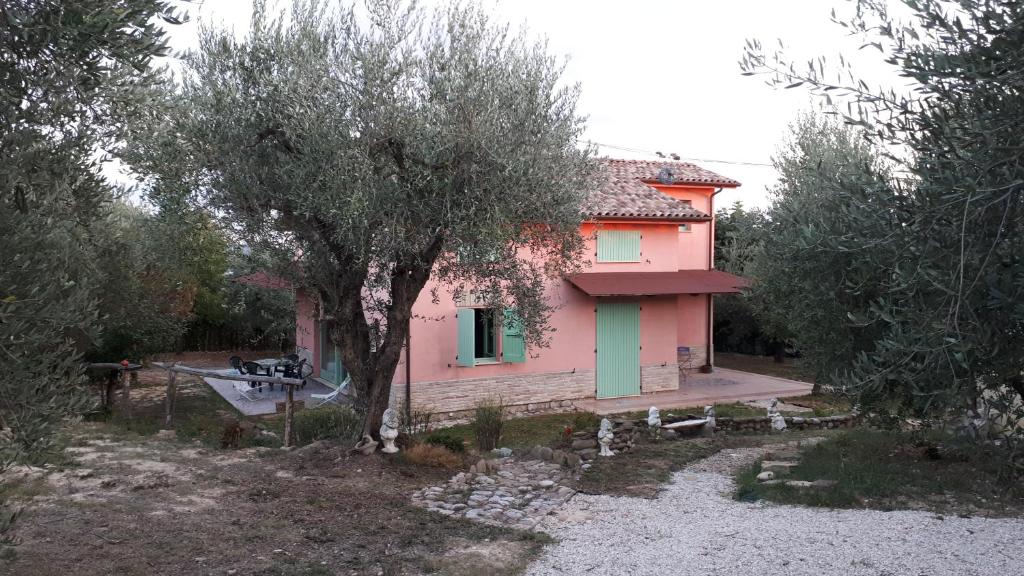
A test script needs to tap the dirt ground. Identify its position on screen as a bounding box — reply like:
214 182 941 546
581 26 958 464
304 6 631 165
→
1 358 545 576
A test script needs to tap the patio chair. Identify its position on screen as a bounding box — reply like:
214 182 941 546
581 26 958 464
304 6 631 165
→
233 380 260 401
242 361 270 392
274 353 301 376
282 358 311 389
228 355 244 373
310 374 351 407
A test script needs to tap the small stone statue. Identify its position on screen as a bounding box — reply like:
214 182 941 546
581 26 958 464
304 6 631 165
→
703 405 716 435
380 408 400 453
647 406 662 439
766 398 787 432
597 418 615 457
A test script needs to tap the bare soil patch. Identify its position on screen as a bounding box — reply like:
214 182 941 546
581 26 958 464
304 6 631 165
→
2 366 545 576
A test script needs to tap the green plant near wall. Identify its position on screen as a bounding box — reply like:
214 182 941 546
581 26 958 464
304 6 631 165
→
291 407 362 447
471 397 506 451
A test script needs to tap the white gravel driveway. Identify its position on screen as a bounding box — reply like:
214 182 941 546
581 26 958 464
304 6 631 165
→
527 447 1024 576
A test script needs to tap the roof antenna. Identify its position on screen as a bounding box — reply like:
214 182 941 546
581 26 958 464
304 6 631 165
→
670 153 680 161
657 167 675 185
655 151 665 158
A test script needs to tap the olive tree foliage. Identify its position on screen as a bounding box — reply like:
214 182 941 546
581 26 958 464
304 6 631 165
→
1 0 189 546
741 0 1024 443
1 1 188 467
746 112 897 393
711 203 779 357
128 0 596 437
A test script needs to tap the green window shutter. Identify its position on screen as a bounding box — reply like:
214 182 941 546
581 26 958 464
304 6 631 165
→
596 230 641 262
456 307 475 367
502 309 526 363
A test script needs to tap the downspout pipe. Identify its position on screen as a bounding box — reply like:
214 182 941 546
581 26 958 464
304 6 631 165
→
703 187 724 373
405 323 412 425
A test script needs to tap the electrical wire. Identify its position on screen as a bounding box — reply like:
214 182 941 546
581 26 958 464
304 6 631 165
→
587 140 774 168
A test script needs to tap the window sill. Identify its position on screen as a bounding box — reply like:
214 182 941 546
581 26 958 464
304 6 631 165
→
473 358 500 365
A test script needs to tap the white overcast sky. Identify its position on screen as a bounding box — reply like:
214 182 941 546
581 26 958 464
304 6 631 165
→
148 0 906 210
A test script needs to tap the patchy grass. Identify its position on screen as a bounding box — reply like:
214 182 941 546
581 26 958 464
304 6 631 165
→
579 430 840 498
577 435 725 497
734 429 1024 517
85 361 285 450
440 411 601 452
779 393 852 417
715 352 815 383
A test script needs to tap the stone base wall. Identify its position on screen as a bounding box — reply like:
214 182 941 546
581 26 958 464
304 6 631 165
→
392 369 595 423
642 363 680 393
715 414 859 432
678 345 708 370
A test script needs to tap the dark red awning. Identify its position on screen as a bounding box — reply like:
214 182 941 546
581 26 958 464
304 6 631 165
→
567 270 749 296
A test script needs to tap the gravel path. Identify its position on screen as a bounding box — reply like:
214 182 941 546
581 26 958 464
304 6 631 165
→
527 443 1024 576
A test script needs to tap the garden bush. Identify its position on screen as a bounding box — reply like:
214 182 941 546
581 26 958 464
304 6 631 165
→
403 444 462 468
292 406 361 446
424 430 466 453
471 397 505 451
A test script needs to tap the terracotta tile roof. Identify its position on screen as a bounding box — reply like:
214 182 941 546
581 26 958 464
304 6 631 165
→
585 158 741 221
233 270 292 290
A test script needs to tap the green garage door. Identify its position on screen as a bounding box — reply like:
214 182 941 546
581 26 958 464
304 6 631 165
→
596 301 641 398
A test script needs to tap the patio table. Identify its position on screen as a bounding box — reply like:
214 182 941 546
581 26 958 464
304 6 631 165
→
253 358 282 374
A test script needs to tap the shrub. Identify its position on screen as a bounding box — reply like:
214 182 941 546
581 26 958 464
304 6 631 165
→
292 406 362 446
424 430 466 453
396 398 434 435
471 397 505 451
404 443 462 468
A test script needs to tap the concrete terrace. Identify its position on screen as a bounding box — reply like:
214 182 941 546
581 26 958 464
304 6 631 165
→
574 367 814 415
203 370 339 416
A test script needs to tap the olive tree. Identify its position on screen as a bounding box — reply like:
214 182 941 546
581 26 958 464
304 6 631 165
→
741 1 1024 440
129 0 596 438
1 0 188 546
1 0 188 463
747 112 897 393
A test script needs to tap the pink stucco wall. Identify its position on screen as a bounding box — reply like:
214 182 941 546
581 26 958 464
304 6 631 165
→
295 288 318 371
293 183 726 396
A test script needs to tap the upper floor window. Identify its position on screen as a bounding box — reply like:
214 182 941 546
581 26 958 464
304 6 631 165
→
678 223 691 233
596 230 641 262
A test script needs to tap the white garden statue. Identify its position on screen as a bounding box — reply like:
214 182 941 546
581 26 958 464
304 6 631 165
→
703 405 716 433
597 418 615 457
647 406 662 439
766 398 787 432
380 408 400 453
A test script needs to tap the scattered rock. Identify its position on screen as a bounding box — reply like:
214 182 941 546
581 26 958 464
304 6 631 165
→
756 471 775 483
760 461 799 476
571 439 597 450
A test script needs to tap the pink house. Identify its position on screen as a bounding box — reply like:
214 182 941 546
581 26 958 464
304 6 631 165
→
294 158 746 419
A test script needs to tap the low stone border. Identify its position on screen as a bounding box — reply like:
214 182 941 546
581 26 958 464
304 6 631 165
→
715 414 859 433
